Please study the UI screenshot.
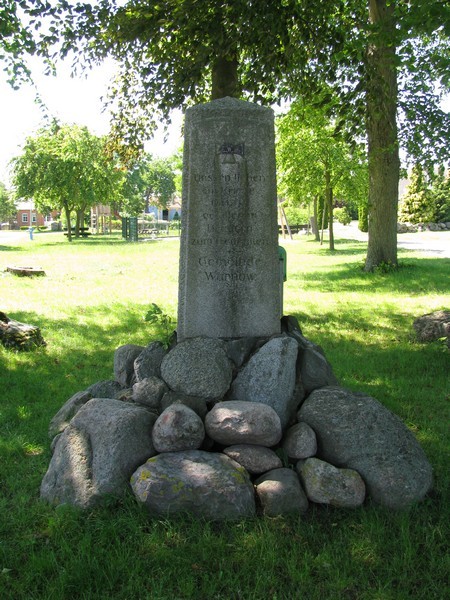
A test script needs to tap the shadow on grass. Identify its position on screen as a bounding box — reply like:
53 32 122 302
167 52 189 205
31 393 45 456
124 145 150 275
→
0 245 23 252
288 255 450 295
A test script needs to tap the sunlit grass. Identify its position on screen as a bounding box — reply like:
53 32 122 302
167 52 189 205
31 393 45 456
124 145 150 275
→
0 230 449 599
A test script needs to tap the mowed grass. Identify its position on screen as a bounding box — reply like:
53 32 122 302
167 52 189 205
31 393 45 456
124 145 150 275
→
0 230 448 600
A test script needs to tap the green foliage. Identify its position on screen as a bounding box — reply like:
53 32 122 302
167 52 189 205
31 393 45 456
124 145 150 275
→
400 164 450 224
11 123 124 240
121 154 176 216
358 204 369 232
144 303 175 347
282 203 310 226
334 207 352 226
429 166 450 222
0 181 16 222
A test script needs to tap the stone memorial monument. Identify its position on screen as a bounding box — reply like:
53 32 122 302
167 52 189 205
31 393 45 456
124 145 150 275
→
177 97 281 340
40 97 433 519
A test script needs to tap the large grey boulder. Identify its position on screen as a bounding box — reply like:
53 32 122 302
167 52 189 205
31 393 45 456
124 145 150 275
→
114 344 145 387
254 468 309 516
152 404 205 452
160 337 233 399
131 450 256 520
229 336 298 428
298 457 366 508
223 444 283 475
48 390 92 439
205 401 282 447
134 341 167 381
40 398 157 508
298 386 433 509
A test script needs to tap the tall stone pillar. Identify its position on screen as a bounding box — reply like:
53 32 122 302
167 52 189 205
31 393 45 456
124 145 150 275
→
177 97 280 340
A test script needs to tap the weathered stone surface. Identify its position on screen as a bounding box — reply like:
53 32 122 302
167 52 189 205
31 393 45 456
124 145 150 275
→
48 390 92 438
131 450 256 520
41 398 157 508
152 404 205 452
132 376 168 409
413 310 450 347
205 401 282 447
87 380 122 399
134 341 167 381
225 337 259 369
282 422 317 460
223 444 282 475
298 346 338 395
160 337 233 399
160 390 209 420
298 457 366 508
298 386 433 509
177 97 280 341
114 344 145 387
254 468 308 516
229 336 298 428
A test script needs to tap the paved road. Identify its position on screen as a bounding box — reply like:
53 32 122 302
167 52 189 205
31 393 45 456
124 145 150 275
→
332 222 450 258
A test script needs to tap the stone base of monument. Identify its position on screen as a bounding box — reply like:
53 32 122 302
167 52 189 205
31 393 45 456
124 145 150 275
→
40 315 433 518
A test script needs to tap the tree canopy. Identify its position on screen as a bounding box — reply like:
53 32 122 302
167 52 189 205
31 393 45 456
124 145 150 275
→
277 99 368 250
12 123 123 240
121 154 177 216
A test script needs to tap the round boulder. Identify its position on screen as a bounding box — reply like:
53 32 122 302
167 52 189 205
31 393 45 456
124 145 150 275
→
254 468 309 516
205 401 282 447
132 376 168 409
152 404 205 452
223 444 282 475
131 450 256 520
298 457 366 508
282 422 317 460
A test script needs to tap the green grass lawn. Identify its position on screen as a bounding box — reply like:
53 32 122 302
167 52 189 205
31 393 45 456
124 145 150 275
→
0 231 448 599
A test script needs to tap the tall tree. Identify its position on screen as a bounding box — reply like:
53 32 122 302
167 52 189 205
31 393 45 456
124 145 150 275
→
121 154 176 215
12 123 123 241
277 100 368 251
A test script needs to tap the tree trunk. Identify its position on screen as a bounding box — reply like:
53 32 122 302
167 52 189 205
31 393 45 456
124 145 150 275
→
75 209 84 238
212 54 240 99
63 203 72 242
312 195 320 241
325 169 335 251
364 0 400 271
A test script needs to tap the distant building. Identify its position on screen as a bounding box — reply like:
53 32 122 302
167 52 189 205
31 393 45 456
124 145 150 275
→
14 201 58 228
146 198 182 221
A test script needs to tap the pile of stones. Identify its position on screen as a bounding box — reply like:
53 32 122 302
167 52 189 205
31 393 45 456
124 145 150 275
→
40 316 433 519
397 221 450 233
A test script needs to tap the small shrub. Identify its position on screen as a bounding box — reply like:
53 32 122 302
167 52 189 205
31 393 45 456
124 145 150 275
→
334 207 352 225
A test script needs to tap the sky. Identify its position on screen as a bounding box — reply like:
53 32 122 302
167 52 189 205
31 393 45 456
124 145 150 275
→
0 58 183 186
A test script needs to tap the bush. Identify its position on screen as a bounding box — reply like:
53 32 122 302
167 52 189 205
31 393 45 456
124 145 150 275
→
334 207 352 225
358 204 368 232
